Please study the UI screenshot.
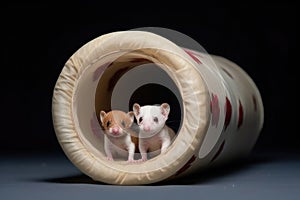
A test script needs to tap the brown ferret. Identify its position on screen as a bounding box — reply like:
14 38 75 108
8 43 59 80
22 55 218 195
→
100 110 139 162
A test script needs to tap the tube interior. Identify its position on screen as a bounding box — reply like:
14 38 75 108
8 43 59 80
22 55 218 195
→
73 51 183 162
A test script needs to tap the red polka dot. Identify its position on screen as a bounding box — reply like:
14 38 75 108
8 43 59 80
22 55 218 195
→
93 62 112 81
252 95 257 112
221 67 234 79
175 155 197 176
224 97 232 130
238 100 244 129
184 49 202 64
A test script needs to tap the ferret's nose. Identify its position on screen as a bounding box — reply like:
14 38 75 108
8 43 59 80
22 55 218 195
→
143 126 151 132
112 127 119 134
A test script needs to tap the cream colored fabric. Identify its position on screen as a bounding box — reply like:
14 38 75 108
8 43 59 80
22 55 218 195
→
52 31 210 185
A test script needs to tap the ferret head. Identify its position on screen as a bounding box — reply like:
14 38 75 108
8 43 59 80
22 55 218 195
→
100 110 134 137
133 103 170 136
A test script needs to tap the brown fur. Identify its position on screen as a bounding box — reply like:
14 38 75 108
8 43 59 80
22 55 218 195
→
100 110 139 153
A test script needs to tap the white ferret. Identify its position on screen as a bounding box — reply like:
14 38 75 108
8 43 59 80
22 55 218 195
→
100 110 138 163
133 103 175 161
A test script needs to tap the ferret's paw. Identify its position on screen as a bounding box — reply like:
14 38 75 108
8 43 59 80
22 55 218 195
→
138 158 147 162
106 156 114 161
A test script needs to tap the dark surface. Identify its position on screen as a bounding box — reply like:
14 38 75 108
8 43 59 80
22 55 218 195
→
1 151 299 200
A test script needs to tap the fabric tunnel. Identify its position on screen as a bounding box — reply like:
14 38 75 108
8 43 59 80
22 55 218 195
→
52 30 264 185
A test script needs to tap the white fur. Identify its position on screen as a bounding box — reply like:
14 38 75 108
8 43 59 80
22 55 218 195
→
133 103 174 161
104 133 135 162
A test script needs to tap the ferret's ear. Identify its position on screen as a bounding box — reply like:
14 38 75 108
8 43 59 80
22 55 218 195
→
100 111 107 123
133 103 140 116
127 111 134 126
161 103 170 119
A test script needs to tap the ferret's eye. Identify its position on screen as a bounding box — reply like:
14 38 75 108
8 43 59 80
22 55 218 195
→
139 117 143 123
121 120 126 127
153 117 158 123
106 121 111 127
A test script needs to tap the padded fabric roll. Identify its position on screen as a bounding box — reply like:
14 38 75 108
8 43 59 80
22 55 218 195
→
52 30 264 185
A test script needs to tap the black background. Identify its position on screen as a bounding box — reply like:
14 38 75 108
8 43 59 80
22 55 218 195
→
1 2 296 156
